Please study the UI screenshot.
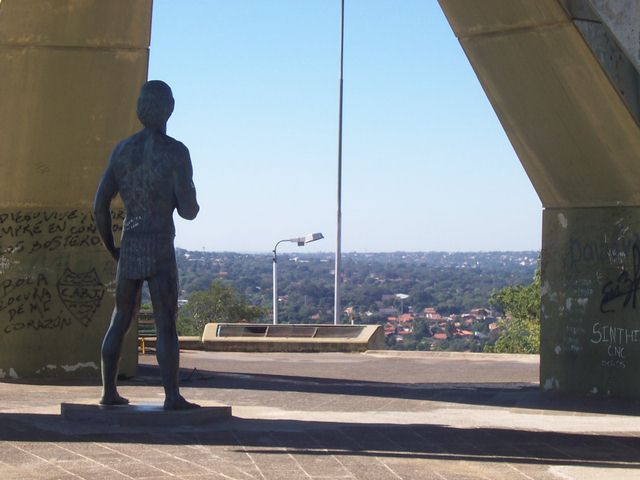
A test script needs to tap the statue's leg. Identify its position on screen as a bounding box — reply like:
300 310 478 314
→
100 272 143 405
148 266 199 410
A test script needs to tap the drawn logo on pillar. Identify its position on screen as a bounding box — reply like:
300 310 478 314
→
57 269 105 327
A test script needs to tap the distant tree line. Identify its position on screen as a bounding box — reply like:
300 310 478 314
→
170 250 539 343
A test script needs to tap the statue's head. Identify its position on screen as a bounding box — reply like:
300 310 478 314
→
137 80 175 128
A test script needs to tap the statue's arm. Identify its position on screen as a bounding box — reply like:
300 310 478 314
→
174 145 199 220
93 158 119 261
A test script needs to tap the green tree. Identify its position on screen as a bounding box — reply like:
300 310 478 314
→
177 280 266 335
410 318 430 340
485 269 540 354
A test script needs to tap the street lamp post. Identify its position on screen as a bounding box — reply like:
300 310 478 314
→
272 233 324 325
395 293 409 335
396 293 409 316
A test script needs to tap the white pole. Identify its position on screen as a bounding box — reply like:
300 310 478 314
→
272 251 278 325
334 0 345 325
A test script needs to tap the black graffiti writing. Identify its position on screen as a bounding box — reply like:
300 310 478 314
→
57 268 105 327
0 210 80 225
1 274 48 297
0 210 79 240
0 275 52 324
64 233 103 248
3 313 72 334
1 223 42 238
58 286 103 301
600 244 640 313
0 209 123 253
28 234 103 253
28 237 62 253
570 235 640 267
48 221 66 234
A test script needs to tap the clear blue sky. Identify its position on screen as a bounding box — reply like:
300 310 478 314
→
148 0 542 253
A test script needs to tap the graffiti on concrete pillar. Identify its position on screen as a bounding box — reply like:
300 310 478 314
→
542 209 640 396
0 209 123 256
56 269 105 327
0 268 107 334
0 274 71 334
599 243 640 314
569 235 640 268
0 208 122 336
589 321 640 369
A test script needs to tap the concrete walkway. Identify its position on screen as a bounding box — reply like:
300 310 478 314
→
1 351 639 479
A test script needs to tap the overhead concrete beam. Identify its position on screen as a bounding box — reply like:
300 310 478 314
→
438 0 640 208
0 0 151 49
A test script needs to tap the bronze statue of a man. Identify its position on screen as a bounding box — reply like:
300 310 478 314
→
94 80 199 410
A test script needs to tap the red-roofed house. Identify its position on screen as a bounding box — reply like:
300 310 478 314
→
455 329 474 337
384 326 396 336
423 307 442 320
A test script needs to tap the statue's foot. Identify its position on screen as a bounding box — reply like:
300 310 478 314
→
100 393 130 406
164 395 200 410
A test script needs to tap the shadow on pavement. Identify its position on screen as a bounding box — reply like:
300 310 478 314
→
4 362 640 416
163 364 640 416
0 412 639 470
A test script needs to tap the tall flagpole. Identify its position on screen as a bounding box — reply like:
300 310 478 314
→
334 0 345 325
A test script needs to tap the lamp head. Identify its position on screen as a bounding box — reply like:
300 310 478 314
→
291 232 324 246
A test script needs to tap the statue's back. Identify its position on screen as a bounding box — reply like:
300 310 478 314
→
112 130 182 236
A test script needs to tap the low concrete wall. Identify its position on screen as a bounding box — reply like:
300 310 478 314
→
201 324 385 353
141 336 202 352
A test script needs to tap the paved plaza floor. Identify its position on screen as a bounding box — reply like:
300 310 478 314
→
1 350 640 479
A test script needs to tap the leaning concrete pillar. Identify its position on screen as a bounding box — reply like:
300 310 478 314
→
0 0 152 378
439 0 640 397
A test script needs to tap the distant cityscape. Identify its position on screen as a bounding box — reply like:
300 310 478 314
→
172 250 539 351
381 306 499 351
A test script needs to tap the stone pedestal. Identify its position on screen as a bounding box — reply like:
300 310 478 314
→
61 403 232 427
541 207 640 397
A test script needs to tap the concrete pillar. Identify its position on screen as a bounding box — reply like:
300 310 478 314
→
438 0 640 397
542 207 640 396
0 0 152 378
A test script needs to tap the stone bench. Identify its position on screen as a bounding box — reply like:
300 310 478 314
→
201 323 385 352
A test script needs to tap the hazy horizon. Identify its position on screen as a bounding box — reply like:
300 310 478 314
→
176 247 541 255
